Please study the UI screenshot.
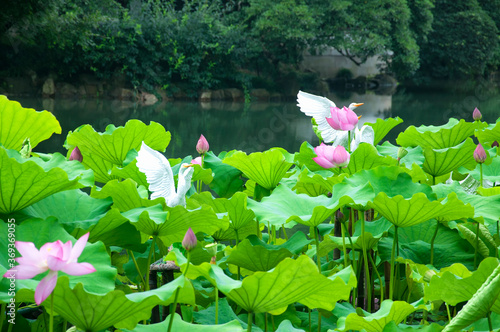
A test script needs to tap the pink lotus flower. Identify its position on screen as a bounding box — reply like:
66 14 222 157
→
326 106 359 131
474 143 487 163
3 233 95 305
191 156 202 166
313 143 350 169
69 146 83 163
182 228 197 251
196 135 209 154
473 107 482 121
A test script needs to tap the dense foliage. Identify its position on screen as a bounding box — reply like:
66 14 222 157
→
1 0 499 93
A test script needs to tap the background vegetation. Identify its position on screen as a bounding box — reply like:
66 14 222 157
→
1 0 499 95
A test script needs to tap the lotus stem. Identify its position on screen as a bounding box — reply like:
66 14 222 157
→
247 312 253 332
235 231 241 280
264 313 268 332
488 311 493 332
368 252 384 302
341 221 348 268
0 303 5 330
167 289 180 332
215 286 219 324
497 221 499 258
360 211 372 312
314 226 321 272
446 303 451 322
128 250 146 291
49 292 54 332
432 176 435 186
480 163 483 188
341 222 356 273
282 224 288 240
430 220 439 266
145 236 157 291
318 311 322 332
348 131 351 153
308 308 311 332
474 222 480 270
389 225 398 300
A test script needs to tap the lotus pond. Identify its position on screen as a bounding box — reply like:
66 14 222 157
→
0 93 500 332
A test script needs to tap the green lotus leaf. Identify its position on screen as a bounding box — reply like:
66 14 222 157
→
433 183 500 225
204 151 243 198
294 141 330 172
125 313 244 331
192 298 249 328
456 223 493 258
210 255 353 313
20 189 112 234
0 95 61 150
123 203 227 246
223 149 293 190
292 167 346 197
276 319 304 332
396 118 477 149
66 120 170 182
0 148 93 214
110 159 148 188
425 257 500 315
50 275 194 331
321 217 392 253
247 185 338 227
382 321 444 331
369 192 474 228
476 121 500 145
346 143 398 175
335 300 416 332
365 117 404 145
460 155 500 183
0 218 116 303
91 179 163 212
422 138 477 178
376 141 425 167
225 232 313 271
477 186 500 196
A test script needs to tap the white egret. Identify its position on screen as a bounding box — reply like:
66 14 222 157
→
297 90 373 149
136 142 194 207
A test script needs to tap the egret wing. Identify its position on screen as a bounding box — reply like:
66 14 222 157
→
297 91 340 143
136 142 175 202
351 125 375 151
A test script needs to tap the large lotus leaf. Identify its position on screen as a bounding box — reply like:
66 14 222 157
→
123 204 227 246
335 300 416 332
0 148 93 214
125 313 244 332
193 298 251 328
321 217 392 253
396 118 477 149
379 219 475 269
292 167 347 197
443 264 500 332
50 275 194 331
0 218 116 303
346 143 398 175
376 142 425 167
368 192 474 228
210 255 353 313
365 117 404 145
247 185 338 227
225 232 313 271
294 141 331 172
476 121 500 145
381 321 443 331
460 155 500 183
478 186 500 196
425 258 500 314
422 138 477 178
223 149 293 190
110 159 148 188
20 189 112 233
433 183 500 225
204 151 243 198
66 120 170 182
0 95 61 150
91 179 163 212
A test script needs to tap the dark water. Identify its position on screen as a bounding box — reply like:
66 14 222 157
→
11 85 500 158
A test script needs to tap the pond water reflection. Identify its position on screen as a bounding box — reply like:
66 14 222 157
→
13 85 500 157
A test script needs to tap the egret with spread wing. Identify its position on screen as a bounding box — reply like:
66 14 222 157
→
136 142 194 207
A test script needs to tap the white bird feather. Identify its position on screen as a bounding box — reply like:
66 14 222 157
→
136 142 194 207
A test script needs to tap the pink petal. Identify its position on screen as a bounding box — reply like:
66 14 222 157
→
15 242 41 264
47 255 67 271
35 271 58 305
4 264 46 279
40 241 64 260
61 262 96 276
69 233 89 262
313 156 335 169
61 241 73 261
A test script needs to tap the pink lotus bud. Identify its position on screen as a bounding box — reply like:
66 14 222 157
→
196 135 209 154
474 143 487 163
473 107 482 121
313 143 350 169
326 106 359 131
182 227 197 251
69 146 83 162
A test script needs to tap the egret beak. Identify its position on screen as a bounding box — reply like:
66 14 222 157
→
183 164 193 168
358 115 362 120
353 103 364 108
